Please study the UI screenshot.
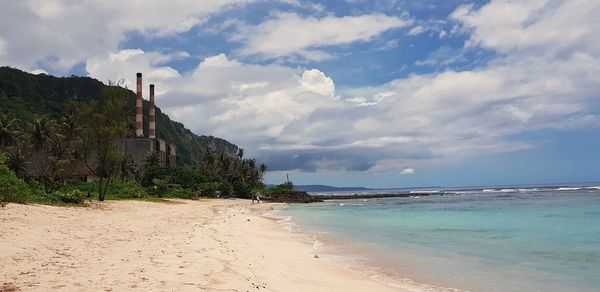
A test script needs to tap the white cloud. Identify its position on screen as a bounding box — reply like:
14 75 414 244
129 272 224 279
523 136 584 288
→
376 39 400 51
198 54 241 68
401 168 415 175
414 46 466 67
0 0 255 72
278 0 325 12
407 25 425 36
11 0 600 174
86 49 183 94
233 12 411 61
30 68 48 75
301 69 335 98
451 0 600 58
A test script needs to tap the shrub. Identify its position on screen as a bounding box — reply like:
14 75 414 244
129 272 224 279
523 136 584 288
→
105 180 147 199
54 190 86 204
165 185 196 199
62 180 97 197
148 178 170 197
61 180 147 201
265 183 295 195
0 154 32 205
197 182 221 198
218 182 234 198
232 181 252 199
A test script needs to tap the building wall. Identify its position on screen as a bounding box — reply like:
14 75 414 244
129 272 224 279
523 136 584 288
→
66 137 177 181
118 138 154 169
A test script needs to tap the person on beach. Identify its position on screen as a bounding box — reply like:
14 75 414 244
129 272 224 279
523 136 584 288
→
252 194 261 204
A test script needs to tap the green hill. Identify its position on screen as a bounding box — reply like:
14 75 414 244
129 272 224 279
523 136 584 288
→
0 66 238 166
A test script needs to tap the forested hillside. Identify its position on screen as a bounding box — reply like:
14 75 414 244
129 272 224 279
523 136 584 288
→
0 67 238 165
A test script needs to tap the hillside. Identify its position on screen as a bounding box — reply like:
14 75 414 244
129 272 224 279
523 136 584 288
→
0 66 238 165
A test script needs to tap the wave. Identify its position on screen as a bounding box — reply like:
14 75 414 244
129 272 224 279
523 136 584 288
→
409 190 440 194
481 188 518 193
556 187 582 191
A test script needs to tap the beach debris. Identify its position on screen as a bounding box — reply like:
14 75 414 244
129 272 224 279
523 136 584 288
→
247 219 251 222
314 254 319 259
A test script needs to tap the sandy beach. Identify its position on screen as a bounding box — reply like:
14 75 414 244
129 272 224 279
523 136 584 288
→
0 199 404 291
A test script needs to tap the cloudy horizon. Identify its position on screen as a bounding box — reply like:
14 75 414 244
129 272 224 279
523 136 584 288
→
2 0 599 187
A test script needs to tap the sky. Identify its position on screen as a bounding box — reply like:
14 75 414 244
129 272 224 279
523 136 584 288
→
1 0 600 188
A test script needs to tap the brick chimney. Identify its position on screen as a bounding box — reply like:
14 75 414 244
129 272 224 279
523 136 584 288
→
149 84 156 139
135 72 143 138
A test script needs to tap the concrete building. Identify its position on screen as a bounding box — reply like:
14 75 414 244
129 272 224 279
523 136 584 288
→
73 72 177 181
121 72 177 169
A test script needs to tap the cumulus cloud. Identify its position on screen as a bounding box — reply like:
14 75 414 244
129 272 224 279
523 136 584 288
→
300 69 335 98
7 0 600 175
232 12 411 61
86 49 183 93
451 0 600 58
0 0 254 72
88 0 600 173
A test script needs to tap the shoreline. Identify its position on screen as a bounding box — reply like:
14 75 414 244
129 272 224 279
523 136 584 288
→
266 204 463 292
1 199 407 291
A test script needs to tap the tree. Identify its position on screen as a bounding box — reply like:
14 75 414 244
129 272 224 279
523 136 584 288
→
26 114 60 192
259 163 267 179
0 113 20 150
77 86 129 201
6 148 28 178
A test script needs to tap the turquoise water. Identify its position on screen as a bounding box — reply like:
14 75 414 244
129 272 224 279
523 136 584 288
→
278 187 600 291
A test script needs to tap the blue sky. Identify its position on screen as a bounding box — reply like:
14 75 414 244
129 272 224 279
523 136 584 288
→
1 0 599 187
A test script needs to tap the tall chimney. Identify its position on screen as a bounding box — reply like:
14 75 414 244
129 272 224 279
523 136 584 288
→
149 84 156 139
135 72 143 138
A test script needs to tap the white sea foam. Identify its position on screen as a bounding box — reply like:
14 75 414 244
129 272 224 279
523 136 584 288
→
556 187 581 191
410 190 440 194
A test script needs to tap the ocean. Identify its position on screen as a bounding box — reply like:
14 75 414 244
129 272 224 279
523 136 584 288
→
274 185 600 291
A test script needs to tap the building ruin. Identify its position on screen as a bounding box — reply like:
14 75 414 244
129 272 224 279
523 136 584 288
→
72 72 177 181
121 72 177 169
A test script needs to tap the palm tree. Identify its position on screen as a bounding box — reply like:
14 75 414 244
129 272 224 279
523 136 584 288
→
200 147 216 174
60 109 80 142
29 114 57 151
120 155 137 181
0 113 20 149
6 148 28 178
144 151 160 168
259 163 267 185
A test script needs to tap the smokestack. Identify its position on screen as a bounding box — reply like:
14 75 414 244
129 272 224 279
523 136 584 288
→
135 73 143 138
149 84 156 139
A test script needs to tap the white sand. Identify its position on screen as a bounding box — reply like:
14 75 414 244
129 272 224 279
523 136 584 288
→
0 199 408 291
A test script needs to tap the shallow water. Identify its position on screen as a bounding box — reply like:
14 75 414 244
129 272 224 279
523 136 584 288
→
279 187 600 291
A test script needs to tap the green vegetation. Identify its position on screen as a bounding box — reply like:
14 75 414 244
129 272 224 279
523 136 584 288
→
0 66 268 206
76 86 129 201
264 181 295 195
0 154 32 205
0 66 239 165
